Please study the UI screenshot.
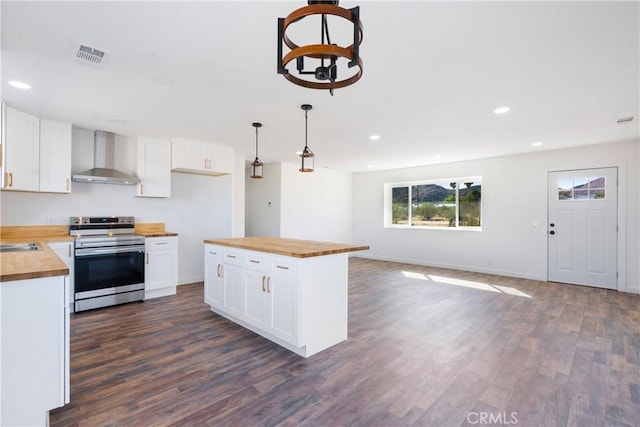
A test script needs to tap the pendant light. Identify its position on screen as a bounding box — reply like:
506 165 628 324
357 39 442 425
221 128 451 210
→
299 104 314 172
250 122 264 179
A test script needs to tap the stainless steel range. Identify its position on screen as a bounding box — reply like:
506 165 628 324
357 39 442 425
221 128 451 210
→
70 216 145 312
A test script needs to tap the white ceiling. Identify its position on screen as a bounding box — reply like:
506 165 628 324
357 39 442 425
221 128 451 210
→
1 1 638 173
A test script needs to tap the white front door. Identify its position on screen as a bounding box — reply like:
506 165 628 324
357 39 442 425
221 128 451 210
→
548 168 617 289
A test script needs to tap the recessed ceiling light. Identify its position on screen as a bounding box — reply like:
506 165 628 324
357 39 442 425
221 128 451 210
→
531 142 543 147
8 80 31 90
369 135 380 141
494 106 510 115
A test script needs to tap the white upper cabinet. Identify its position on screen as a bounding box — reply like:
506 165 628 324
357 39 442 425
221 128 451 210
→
136 136 171 198
1 104 72 193
39 119 72 193
2 104 40 191
171 138 232 176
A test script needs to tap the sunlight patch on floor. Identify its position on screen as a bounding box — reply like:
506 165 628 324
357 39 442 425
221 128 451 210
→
401 271 533 298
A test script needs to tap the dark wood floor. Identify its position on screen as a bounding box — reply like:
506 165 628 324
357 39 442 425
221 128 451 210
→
50 257 640 427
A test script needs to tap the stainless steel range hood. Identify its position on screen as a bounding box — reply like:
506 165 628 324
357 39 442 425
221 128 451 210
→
72 130 140 185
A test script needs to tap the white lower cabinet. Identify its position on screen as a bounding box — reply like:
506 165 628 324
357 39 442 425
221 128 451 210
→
204 246 223 308
222 263 243 317
49 240 75 312
0 275 69 426
145 236 178 299
204 244 345 357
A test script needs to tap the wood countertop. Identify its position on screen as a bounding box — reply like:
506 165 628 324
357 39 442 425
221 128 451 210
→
0 223 177 282
0 239 70 282
135 231 179 237
204 237 369 258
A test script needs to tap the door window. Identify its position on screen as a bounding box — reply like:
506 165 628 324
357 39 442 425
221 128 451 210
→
557 176 606 201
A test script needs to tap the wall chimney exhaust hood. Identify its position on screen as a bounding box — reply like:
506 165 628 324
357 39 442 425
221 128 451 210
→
72 130 140 185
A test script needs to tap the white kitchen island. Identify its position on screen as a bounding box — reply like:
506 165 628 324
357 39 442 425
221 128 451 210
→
203 237 368 358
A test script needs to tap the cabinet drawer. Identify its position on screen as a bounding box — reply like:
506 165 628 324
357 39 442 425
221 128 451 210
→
223 250 244 266
271 258 298 278
146 237 177 251
245 252 268 270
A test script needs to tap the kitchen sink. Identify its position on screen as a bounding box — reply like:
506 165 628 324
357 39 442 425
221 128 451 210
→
0 242 43 252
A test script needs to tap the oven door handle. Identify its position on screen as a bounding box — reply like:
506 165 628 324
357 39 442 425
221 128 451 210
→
75 246 145 257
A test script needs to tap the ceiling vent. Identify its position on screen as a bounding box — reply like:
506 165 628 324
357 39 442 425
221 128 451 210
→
617 116 634 124
72 42 110 68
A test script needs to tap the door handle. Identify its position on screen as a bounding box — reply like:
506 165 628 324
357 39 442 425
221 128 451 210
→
266 277 271 293
549 230 555 235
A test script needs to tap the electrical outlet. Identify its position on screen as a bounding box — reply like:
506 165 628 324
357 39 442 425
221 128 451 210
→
47 216 55 224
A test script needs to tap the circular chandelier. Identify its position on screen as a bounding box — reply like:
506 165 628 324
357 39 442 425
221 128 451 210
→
277 1 363 96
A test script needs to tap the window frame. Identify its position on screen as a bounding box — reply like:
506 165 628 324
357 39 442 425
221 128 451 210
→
384 176 483 230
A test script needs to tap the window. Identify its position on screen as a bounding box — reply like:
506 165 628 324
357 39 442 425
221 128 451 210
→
387 177 482 228
557 176 605 201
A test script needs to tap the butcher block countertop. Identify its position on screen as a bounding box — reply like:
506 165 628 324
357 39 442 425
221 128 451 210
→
0 239 70 282
1 225 73 281
134 223 178 237
204 237 369 258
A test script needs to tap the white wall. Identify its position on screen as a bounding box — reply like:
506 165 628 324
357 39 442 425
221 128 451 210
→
0 127 239 285
245 163 282 237
352 140 640 294
280 163 353 243
231 154 246 238
245 162 354 243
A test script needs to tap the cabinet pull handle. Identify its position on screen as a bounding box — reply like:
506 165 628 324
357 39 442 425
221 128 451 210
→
249 259 260 263
68 244 71 257
217 264 221 278
146 253 149 264
66 178 70 191
220 264 224 278
8 172 13 187
227 255 236 259
267 277 271 293
276 265 289 270
209 251 217 255
156 242 169 245
262 276 266 292
140 183 144 194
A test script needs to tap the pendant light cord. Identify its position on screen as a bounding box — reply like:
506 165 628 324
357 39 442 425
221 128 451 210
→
255 127 259 158
304 109 309 149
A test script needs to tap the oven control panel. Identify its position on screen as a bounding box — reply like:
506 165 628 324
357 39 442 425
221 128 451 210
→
70 216 134 225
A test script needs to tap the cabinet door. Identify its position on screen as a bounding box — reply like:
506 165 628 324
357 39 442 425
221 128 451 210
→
137 136 171 198
145 237 178 293
266 274 300 346
243 269 268 328
222 263 243 317
204 246 223 308
171 138 207 172
145 249 178 291
39 119 72 193
2 105 40 191
205 144 232 175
